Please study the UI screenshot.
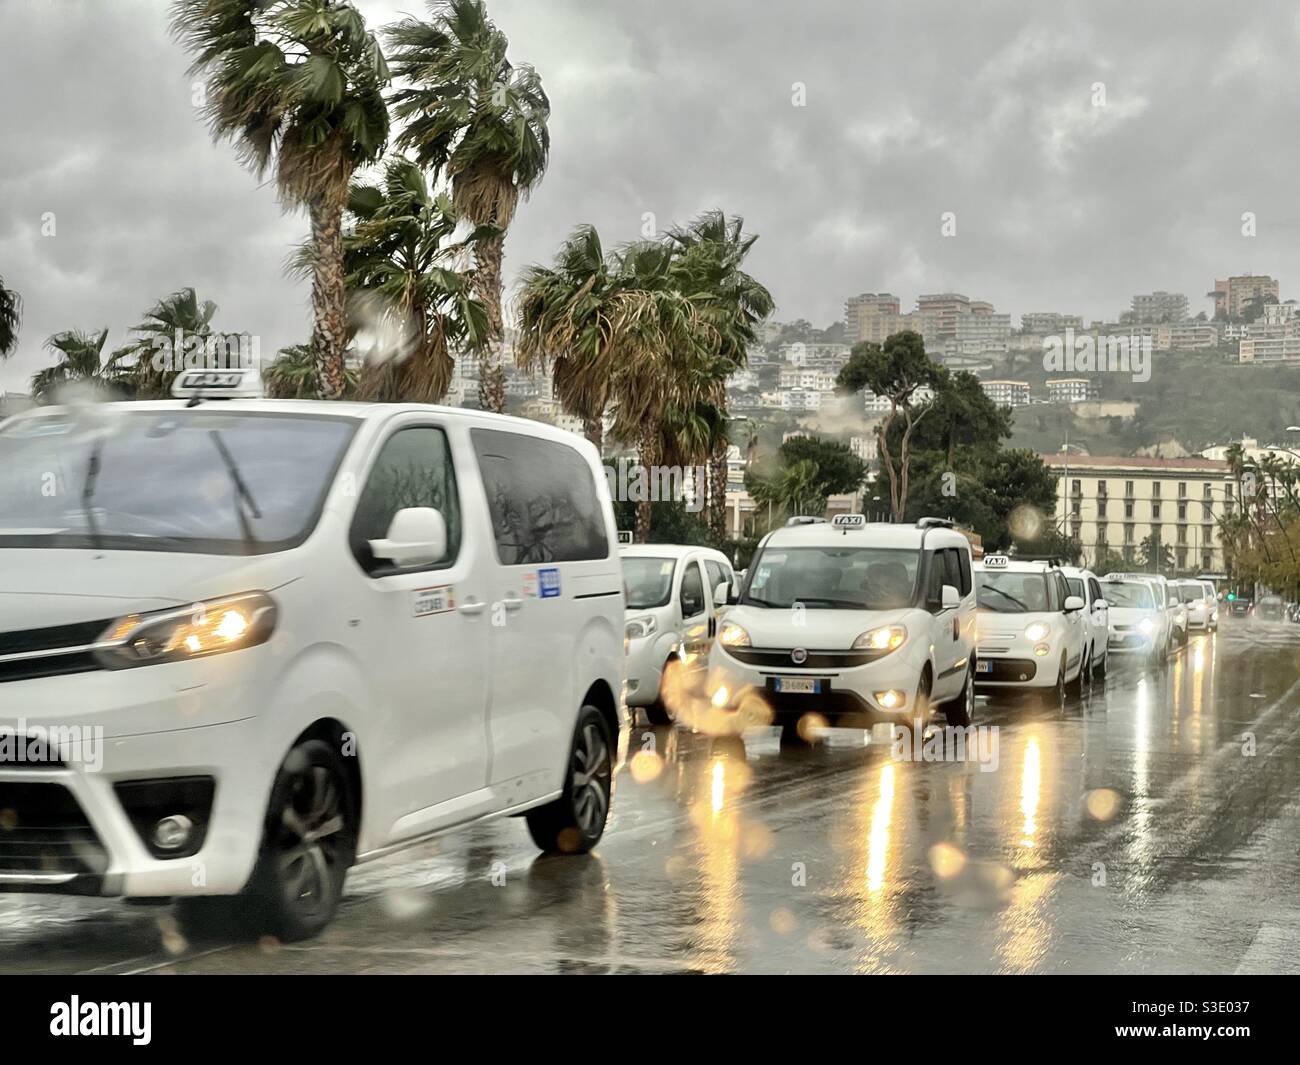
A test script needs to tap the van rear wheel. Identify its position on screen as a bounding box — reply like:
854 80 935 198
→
645 658 680 726
527 706 612 855
944 662 975 728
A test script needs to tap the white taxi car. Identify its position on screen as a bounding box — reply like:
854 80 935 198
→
621 543 735 724
973 556 1088 706
706 515 977 743
1100 574 1166 666
1059 564 1109 682
0 369 625 939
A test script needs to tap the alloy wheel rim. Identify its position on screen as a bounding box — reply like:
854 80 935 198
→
278 764 345 918
571 722 611 836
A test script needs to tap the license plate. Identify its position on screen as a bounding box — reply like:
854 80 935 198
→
975 660 993 673
774 677 821 694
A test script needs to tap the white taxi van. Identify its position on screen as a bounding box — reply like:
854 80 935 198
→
0 369 624 939
973 555 1088 706
705 515 977 743
620 544 735 724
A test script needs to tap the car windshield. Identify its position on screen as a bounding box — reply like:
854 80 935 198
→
0 408 357 554
1103 582 1154 609
623 556 676 609
742 546 918 609
975 571 1051 613
1177 585 1202 603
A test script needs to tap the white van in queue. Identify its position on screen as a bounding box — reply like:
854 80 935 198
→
706 516 978 744
1104 572 1179 654
0 369 625 940
973 556 1088 706
1100 574 1166 666
621 544 736 725
1059 564 1110 681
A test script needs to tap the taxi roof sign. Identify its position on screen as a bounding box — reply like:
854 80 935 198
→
830 514 866 529
983 554 1009 568
171 367 264 401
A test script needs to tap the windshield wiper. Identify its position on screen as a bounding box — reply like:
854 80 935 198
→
980 586 1028 611
81 439 105 550
208 429 262 551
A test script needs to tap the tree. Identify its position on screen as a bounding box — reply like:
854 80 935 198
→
263 341 359 397
1138 532 1174 574
106 288 220 398
386 0 549 413
837 330 942 521
172 0 390 400
0 276 20 358
30 329 120 400
745 436 867 525
342 156 487 401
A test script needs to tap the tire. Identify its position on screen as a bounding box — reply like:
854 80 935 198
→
1068 649 1088 698
910 671 933 736
944 660 976 727
181 737 356 943
1095 646 1108 680
526 705 613 855
644 658 679 726
1040 658 1066 711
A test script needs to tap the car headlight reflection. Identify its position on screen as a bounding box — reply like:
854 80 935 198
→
94 591 278 669
1138 617 1156 635
1024 621 1051 642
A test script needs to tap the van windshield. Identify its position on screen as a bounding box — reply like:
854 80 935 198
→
1103 582 1154 609
742 546 917 610
976 571 1052 613
0 408 357 554
623 556 675 609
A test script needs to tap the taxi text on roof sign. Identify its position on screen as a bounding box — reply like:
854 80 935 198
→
830 514 866 528
983 554 1009 568
171 367 265 399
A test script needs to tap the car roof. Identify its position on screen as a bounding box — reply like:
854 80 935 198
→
620 544 728 562
1058 565 1095 578
975 558 1053 573
762 522 965 550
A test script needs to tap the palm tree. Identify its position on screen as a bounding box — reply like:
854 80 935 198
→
263 342 359 397
665 211 773 538
386 0 549 413
0 276 21 358
171 0 390 400
343 156 487 402
30 329 117 400
107 288 220 398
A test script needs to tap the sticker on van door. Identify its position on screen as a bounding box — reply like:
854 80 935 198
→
538 568 561 598
413 585 456 616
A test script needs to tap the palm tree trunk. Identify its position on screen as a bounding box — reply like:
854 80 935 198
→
473 235 507 413
709 442 728 542
583 414 604 452
636 429 656 543
309 188 351 401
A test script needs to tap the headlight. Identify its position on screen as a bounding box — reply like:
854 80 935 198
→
94 591 278 669
1138 617 1156 635
1024 621 1051 642
718 621 751 648
852 624 907 654
624 615 658 641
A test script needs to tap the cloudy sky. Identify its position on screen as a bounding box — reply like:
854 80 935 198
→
4 0 1300 392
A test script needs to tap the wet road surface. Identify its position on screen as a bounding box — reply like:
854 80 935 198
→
4 616 1300 974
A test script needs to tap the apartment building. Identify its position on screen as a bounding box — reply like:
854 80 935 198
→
1212 275 1279 319
844 293 902 344
1130 291 1189 323
1043 454 1232 573
980 379 1031 407
778 367 837 391
1239 335 1300 364
1046 377 1099 404
862 386 934 414
1165 322 1219 349
1020 312 1083 335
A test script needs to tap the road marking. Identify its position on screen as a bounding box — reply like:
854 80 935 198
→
1235 924 1300 975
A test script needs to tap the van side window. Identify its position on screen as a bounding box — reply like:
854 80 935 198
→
704 559 728 598
925 552 944 605
680 563 705 618
955 548 972 595
350 427 461 575
470 428 609 565
1087 577 1102 604
941 548 966 594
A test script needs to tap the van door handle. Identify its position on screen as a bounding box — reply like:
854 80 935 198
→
503 596 524 611
458 600 486 616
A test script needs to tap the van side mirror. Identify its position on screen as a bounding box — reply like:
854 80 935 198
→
1093 598 1108 611
1064 595 1085 612
369 507 448 568
713 582 731 609
941 584 960 610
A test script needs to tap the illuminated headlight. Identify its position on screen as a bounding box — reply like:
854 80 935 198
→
624 615 658 641
1138 617 1156 635
852 624 907 654
94 592 277 669
874 689 907 709
718 621 751 648
1033 643 1051 657
1024 621 1051 642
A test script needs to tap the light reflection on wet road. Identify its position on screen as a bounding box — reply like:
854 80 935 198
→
4 618 1300 974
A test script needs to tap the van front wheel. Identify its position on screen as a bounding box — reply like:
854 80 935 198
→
527 706 613 855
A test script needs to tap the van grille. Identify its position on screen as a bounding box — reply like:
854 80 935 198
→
0 618 112 684
0 781 109 877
